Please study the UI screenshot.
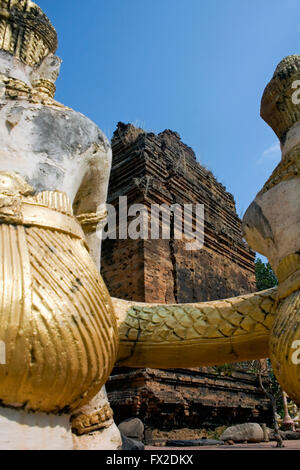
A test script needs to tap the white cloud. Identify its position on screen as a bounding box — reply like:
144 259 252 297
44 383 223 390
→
258 142 281 165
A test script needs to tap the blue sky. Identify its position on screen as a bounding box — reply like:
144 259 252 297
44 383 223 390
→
39 0 299 219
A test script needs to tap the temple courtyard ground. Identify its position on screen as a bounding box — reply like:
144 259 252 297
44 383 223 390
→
146 440 300 450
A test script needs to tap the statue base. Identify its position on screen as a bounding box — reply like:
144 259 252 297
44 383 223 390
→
0 406 122 450
0 406 73 450
73 423 122 450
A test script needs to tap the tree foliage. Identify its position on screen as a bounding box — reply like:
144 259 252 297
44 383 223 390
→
249 359 284 447
255 258 278 291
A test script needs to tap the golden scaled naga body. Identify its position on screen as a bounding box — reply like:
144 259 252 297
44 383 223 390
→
0 172 118 413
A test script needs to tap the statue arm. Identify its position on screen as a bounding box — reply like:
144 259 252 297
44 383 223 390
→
114 287 277 368
72 135 112 269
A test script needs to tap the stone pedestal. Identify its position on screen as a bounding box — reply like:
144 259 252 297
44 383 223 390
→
0 407 73 450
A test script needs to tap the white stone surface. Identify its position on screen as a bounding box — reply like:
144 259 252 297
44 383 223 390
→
0 100 112 206
73 387 110 418
0 407 73 450
243 178 300 271
282 122 300 158
0 50 32 87
30 54 62 84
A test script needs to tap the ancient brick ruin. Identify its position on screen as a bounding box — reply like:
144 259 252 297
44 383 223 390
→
102 122 272 430
107 367 272 431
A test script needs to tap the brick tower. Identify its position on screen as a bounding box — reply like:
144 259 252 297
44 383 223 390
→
102 122 272 431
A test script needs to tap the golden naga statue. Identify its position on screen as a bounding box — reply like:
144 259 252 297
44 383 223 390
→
0 0 298 450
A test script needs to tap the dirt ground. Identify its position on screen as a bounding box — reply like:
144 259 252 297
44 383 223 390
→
146 440 300 450
150 428 226 441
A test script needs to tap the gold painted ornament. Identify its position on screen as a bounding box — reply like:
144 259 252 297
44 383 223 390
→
0 0 57 67
0 172 118 413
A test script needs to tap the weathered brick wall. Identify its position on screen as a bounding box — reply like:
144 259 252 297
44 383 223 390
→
101 238 145 301
107 368 272 430
101 122 256 303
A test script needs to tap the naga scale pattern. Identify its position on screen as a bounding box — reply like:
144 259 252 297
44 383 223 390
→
116 288 278 368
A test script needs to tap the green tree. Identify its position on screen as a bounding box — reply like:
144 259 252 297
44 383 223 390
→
249 360 284 448
255 258 278 291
